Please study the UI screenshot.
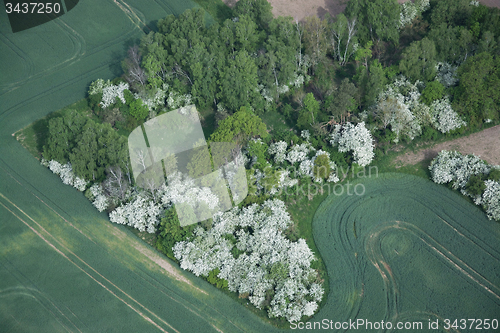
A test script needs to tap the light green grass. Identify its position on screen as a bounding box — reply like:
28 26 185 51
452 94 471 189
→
312 173 500 329
0 1 286 332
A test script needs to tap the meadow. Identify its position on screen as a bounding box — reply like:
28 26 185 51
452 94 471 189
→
312 173 500 331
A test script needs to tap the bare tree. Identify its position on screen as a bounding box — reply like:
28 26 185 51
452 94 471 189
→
104 166 129 200
123 45 146 87
330 14 357 66
295 19 304 70
134 148 148 173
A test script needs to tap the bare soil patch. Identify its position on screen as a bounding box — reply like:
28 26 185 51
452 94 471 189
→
223 0 348 21
394 125 500 166
223 0 499 22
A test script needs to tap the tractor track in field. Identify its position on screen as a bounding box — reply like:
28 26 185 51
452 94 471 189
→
1 164 246 333
0 193 183 333
313 173 500 328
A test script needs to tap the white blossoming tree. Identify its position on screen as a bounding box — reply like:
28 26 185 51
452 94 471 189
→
268 141 288 164
374 76 426 143
482 180 500 221
88 79 112 96
399 0 430 28
330 122 374 167
173 199 324 322
101 82 129 108
429 150 500 221
89 184 109 212
110 194 162 233
435 62 458 87
429 150 490 189
429 98 466 133
45 159 88 192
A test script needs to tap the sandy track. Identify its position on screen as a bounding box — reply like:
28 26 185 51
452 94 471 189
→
394 125 500 166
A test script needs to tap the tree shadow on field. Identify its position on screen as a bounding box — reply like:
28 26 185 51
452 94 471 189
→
109 50 125 78
145 20 159 33
320 0 348 18
215 2 233 22
32 112 64 155
424 149 439 162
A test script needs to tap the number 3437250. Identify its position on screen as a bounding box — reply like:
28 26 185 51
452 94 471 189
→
5 2 61 14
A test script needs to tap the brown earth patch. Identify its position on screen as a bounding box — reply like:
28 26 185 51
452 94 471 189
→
223 0 348 21
394 125 500 167
223 0 500 21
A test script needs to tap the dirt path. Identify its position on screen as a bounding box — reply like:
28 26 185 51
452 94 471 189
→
394 125 500 166
223 0 499 22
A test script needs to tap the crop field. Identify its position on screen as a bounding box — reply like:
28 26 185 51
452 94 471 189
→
0 1 279 332
312 173 500 331
3 0 500 331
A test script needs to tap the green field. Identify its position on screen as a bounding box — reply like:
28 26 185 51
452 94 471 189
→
312 173 500 332
3 1 500 332
0 1 280 332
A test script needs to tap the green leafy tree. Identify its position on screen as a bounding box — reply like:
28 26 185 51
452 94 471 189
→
324 78 358 122
466 174 486 196
429 0 472 28
399 38 437 82
140 32 168 89
364 60 387 106
70 123 100 181
428 24 473 64
488 169 500 182
217 50 260 111
206 268 229 290
354 41 373 68
233 0 273 30
303 16 328 67
455 52 500 126
43 117 72 163
421 81 445 105
210 106 268 143
328 13 359 66
313 154 330 180
246 139 269 169
129 98 149 121
156 208 195 260
44 110 90 163
345 0 400 45
234 15 260 52
187 145 212 179
297 93 319 129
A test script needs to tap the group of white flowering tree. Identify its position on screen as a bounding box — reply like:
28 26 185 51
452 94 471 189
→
173 199 323 323
429 150 500 221
371 76 465 143
255 130 341 191
88 78 192 121
329 122 374 167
